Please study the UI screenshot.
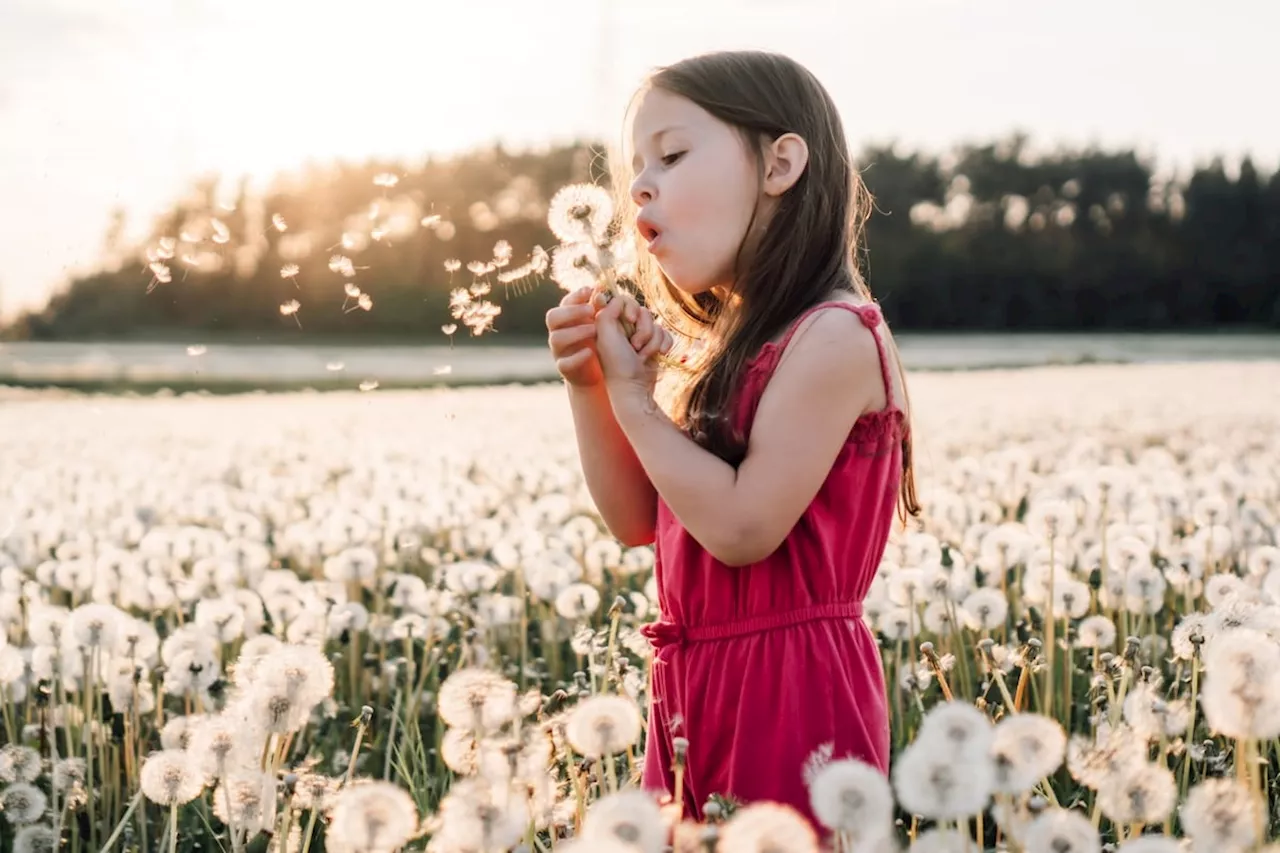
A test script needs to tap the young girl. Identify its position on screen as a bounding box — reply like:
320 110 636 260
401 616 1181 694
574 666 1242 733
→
545 50 921 828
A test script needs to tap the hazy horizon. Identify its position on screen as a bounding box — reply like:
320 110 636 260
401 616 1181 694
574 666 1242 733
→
2 0 1275 319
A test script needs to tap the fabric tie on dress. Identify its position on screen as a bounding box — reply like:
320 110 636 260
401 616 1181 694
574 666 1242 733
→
641 601 865 660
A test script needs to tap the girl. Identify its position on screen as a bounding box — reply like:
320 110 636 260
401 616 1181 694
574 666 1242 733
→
545 50 921 828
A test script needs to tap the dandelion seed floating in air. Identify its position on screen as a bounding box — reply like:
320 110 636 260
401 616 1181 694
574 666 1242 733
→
373 172 399 189
358 379 379 392
279 299 302 328
271 213 288 233
186 345 207 357
280 264 301 287
325 361 344 371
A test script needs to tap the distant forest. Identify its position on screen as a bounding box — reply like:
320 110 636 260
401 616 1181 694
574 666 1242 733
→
4 133 1278 342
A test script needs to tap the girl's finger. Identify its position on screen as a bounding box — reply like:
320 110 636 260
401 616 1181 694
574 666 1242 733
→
637 333 665 361
556 348 592 372
548 324 596 355
546 303 597 331
561 286 595 307
630 310 654 351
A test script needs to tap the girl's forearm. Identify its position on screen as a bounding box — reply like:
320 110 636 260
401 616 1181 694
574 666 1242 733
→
567 382 658 546
608 383 749 565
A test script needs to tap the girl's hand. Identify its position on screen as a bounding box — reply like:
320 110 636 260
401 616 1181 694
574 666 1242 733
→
546 286 605 388
594 291 672 400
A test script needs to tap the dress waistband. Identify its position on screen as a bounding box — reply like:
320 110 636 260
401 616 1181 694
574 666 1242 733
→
640 601 864 653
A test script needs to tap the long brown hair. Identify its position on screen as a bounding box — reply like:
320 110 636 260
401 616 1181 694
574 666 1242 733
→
614 50 920 521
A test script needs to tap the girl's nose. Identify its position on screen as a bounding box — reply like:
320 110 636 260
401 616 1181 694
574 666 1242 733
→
630 175 655 206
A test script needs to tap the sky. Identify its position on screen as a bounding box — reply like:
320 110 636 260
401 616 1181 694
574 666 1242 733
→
0 0 1275 318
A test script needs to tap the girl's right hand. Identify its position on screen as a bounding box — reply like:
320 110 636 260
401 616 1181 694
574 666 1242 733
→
546 286 605 388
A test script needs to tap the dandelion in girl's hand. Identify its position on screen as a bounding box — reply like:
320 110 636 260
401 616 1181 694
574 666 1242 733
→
547 183 613 244
566 694 643 758
551 242 601 292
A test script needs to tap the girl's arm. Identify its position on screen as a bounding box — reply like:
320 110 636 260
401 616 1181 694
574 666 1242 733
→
568 382 657 546
605 307 883 566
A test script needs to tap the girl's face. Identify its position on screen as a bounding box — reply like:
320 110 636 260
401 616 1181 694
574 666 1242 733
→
626 87 762 296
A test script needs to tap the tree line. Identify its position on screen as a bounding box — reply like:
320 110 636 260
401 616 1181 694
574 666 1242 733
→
4 133 1278 342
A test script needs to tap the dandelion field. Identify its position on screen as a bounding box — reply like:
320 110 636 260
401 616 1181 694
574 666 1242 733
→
0 361 1278 853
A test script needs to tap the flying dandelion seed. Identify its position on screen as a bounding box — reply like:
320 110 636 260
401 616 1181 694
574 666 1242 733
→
373 172 399 188
326 361 345 371
279 299 302 327
422 214 442 228
357 292 373 311
443 258 461 273
186 345 207 357
280 264 301 287
329 254 356 277
359 380 379 391
433 365 452 376
492 240 513 266
211 219 231 244
271 213 288 232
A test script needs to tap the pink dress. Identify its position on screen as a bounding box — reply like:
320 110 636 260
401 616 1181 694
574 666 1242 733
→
640 300 902 828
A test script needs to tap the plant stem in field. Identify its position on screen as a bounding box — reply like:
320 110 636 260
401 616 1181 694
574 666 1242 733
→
100 791 143 852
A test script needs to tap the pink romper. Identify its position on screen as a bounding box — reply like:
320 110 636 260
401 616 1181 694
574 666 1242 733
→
641 300 903 828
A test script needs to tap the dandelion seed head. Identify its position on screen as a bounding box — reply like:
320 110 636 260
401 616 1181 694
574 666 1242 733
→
139 749 204 806
717 802 819 853
564 694 643 758
0 782 47 825
547 183 613 244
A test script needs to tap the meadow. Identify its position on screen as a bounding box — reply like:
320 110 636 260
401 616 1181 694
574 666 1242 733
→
0 360 1277 852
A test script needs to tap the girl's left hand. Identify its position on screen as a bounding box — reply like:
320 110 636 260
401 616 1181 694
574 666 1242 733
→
594 291 672 399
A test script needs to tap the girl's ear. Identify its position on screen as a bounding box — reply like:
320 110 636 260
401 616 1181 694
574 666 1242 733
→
762 132 809 197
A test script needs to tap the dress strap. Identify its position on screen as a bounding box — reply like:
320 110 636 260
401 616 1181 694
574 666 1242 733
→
774 301 895 409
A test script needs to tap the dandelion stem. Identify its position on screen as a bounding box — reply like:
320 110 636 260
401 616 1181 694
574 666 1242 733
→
100 790 143 852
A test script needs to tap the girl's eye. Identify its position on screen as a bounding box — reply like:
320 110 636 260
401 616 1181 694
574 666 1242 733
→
661 151 685 167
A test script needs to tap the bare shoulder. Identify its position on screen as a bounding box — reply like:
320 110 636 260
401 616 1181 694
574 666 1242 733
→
776 304 881 372
774 302 906 416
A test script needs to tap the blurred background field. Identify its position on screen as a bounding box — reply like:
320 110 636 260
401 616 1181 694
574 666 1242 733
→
3 2 1280 852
